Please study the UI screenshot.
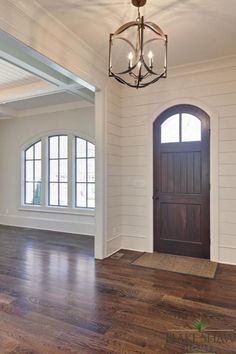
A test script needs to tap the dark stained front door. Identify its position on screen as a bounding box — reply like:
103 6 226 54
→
153 105 210 259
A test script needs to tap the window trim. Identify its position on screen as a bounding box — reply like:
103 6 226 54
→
24 140 42 206
48 134 69 207
75 137 95 209
160 112 202 144
21 132 95 212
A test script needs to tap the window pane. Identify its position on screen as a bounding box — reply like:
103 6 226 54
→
88 158 95 182
161 114 180 143
34 141 41 159
76 138 86 158
35 161 41 182
26 161 34 182
60 136 68 158
50 160 59 182
33 182 41 205
76 159 86 182
26 146 33 160
49 136 59 158
88 142 95 157
59 160 68 182
59 183 68 206
76 183 86 207
49 183 58 206
25 182 34 204
182 114 201 142
88 184 95 208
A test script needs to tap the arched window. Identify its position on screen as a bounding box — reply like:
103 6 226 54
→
23 135 95 210
49 135 68 207
76 138 95 208
161 113 201 143
24 140 42 205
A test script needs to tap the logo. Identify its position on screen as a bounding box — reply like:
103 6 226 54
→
166 318 234 354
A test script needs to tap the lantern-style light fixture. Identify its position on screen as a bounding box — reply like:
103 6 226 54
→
109 0 168 89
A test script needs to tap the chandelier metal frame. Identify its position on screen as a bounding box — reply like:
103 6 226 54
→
109 0 168 89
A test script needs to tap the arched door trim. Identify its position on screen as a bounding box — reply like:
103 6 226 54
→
153 104 210 258
146 98 219 262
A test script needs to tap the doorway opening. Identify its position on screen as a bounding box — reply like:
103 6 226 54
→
153 105 210 259
0 30 106 259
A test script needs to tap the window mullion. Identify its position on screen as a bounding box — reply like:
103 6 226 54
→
179 113 182 142
85 142 88 208
68 134 73 209
41 136 47 208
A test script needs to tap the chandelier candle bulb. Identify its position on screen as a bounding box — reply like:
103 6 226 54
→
148 51 153 68
108 0 167 88
128 52 133 68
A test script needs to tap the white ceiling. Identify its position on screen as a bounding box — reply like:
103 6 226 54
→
0 58 44 89
0 56 94 109
36 0 236 66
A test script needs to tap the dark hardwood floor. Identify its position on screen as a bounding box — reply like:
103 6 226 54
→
0 225 235 353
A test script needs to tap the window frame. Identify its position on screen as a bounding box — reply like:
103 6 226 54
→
48 134 69 207
160 112 202 144
24 140 42 206
75 138 95 209
21 133 95 213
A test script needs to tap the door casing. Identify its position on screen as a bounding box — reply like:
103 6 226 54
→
146 99 219 262
153 104 210 258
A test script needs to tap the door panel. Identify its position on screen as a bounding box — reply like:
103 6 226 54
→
160 151 202 194
160 203 201 242
153 105 210 259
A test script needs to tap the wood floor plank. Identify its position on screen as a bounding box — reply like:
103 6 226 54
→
0 226 234 353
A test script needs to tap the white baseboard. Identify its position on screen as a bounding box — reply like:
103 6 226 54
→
0 213 95 236
106 234 148 257
121 234 148 252
106 234 122 257
219 246 236 266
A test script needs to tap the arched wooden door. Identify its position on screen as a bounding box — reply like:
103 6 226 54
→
153 105 210 259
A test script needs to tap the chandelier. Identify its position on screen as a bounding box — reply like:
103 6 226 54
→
109 0 167 89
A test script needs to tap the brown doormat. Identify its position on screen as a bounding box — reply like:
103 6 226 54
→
132 252 218 279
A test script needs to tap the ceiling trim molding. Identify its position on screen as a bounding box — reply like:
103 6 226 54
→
0 105 17 118
18 100 94 118
0 80 56 103
169 54 236 78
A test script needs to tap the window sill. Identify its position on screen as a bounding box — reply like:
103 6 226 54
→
18 206 95 217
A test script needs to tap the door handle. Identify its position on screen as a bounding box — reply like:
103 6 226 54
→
152 195 159 200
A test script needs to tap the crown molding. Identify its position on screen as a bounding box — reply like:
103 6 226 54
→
18 100 94 118
0 104 17 118
168 54 236 78
0 80 57 103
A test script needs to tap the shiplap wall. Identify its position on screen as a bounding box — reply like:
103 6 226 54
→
120 57 236 265
0 107 95 236
0 0 122 259
106 87 122 256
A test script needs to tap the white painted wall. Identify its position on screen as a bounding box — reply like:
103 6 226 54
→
0 0 122 259
120 57 236 266
0 106 95 236
2 1 236 265
106 89 122 256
